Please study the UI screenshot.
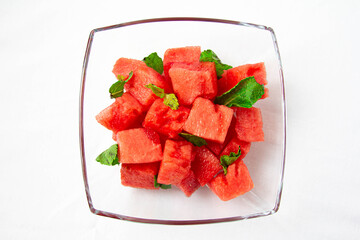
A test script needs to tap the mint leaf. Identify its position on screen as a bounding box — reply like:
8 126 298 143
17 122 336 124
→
154 175 160 188
163 93 179 110
160 183 171 189
143 52 163 74
96 144 119 166
178 133 207 147
145 83 166 98
214 76 264 108
220 146 241 175
145 83 179 110
154 175 172 189
200 49 232 78
109 71 133 99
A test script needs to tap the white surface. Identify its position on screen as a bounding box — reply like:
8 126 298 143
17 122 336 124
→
0 0 359 239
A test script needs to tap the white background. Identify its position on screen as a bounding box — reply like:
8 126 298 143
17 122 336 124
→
1 0 359 239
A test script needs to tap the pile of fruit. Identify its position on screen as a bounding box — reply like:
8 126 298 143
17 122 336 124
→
95 46 268 201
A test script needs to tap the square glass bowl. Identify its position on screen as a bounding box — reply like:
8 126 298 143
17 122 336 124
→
79 18 286 224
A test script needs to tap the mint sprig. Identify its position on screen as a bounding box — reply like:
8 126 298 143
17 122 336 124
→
96 144 119 166
200 49 232 78
145 83 179 110
163 94 178 110
154 175 172 189
214 76 264 108
143 52 163 74
145 83 165 98
109 71 133 99
220 146 241 175
178 133 207 147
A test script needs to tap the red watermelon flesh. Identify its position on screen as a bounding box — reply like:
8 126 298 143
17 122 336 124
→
199 62 218 99
157 140 193 185
117 128 163 164
163 46 201 65
206 140 225 157
208 160 254 201
112 131 117 141
95 92 144 133
142 99 190 138
112 58 148 78
121 162 160 189
126 68 169 109
220 137 251 161
112 58 170 109
112 116 145 141
163 46 201 79
234 107 264 142
168 62 217 106
176 170 201 197
192 146 222 186
218 62 267 96
111 113 144 141
183 97 234 144
206 117 237 156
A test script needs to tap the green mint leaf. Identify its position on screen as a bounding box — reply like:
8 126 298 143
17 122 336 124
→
160 183 172 189
109 71 133 99
96 144 119 166
109 81 126 99
145 83 166 98
220 146 241 175
178 133 208 147
154 175 172 189
163 93 179 110
143 52 164 74
214 76 264 108
145 84 179 110
154 175 160 188
200 49 232 78
215 63 233 78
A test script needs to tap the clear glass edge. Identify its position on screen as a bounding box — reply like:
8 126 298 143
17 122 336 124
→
79 17 287 225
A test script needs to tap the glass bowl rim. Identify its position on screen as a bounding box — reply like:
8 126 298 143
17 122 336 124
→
79 17 287 225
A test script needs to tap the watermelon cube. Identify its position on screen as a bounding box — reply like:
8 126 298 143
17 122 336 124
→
142 99 190 138
234 107 264 142
112 58 148 78
192 146 222 186
218 62 267 97
163 46 201 66
206 140 225 157
157 140 194 185
117 128 163 164
206 117 237 156
176 170 201 197
121 162 160 189
168 62 217 106
95 92 144 134
208 160 254 201
183 97 234 144
163 46 201 79
220 137 251 161
112 58 169 109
